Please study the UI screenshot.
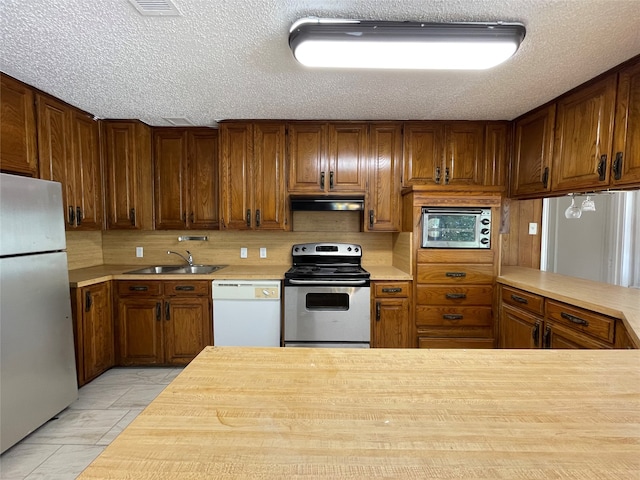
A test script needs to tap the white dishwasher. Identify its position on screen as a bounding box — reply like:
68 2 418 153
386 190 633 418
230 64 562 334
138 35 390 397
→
212 280 281 346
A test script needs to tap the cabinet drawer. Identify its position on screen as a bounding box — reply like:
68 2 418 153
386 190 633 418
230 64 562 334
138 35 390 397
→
416 306 493 327
117 281 162 296
546 300 615 343
417 264 494 284
418 337 494 349
374 282 410 298
163 281 210 296
416 285 493 306
501 286 544 316
417 249 494 264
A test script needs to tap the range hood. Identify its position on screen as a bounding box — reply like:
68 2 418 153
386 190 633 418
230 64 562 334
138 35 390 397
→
290 195 365 211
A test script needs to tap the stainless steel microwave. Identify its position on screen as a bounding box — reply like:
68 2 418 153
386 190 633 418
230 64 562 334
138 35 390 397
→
421 207 491 249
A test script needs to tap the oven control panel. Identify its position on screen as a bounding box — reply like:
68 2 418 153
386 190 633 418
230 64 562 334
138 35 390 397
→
292 243 361 256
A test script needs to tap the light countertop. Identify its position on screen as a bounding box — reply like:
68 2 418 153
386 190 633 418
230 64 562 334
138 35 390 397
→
78 346 640 479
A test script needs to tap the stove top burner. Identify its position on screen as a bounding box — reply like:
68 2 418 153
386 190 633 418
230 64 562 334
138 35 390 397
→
286 242 369 283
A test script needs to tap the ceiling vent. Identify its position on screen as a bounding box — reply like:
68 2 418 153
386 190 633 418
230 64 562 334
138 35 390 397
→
128 0 181 16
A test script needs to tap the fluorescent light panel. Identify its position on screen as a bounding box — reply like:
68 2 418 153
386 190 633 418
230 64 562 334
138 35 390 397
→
289 19 526 70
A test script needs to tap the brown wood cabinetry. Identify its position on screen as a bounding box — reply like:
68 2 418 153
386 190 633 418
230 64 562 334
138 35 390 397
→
219 122 288 230
365 123 402 231
371 281 411 348
103 120 153 229
510 105 555 197
71 282 114 386
0 74 38 176
612 60 640 187
403 121 490 188
153 128 219 229
115 280 212 366
287 122 368 194
36 94 103 229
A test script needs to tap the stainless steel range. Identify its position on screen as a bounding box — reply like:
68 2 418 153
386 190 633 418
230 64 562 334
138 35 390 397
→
284 242 370 348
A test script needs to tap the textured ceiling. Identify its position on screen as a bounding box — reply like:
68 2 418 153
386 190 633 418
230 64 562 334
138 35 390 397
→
1 0 640 126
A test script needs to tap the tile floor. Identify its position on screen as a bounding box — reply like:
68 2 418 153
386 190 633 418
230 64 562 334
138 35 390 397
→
0 367 182 480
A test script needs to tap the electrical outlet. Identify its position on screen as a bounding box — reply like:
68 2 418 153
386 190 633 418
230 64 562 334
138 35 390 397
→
260 247 267 258
136 246 144 258
240 247 248 259
528 223 538 235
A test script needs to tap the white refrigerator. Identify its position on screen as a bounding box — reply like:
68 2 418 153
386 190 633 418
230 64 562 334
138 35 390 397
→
0 173 78 453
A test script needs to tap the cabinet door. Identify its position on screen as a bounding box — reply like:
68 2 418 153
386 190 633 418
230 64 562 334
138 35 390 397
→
103 121 153 230
484 122 509 188
551 75 617 192
402 122 442 186
328 123 368 192
219 123 253 230
612 60 640 187
164 297 211 365
253 123 288 230
500 304 541 348
287 122 327 193
444 122 485 185
154 129 187 229
36 94 75 227
365 123 402 232
116 298 163 365
71 111 103 230
511 105 555 197
0 74 38 176
372 297 410 348
187 129 219 229
82 283 114 381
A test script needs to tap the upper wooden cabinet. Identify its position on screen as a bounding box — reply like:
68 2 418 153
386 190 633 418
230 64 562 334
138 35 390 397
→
153 128 219 230
103 120 153 230
219 122 288 230
0 74 38 176
403 121 490 188
612 60 640 187
287 122 368 194
366 123 402 232
37 94 103 230
510 105 555 197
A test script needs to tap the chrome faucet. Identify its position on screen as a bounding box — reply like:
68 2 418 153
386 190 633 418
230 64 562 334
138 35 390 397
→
167 250 193 266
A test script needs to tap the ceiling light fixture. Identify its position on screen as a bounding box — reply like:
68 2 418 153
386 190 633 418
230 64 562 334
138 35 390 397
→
289 18 526 70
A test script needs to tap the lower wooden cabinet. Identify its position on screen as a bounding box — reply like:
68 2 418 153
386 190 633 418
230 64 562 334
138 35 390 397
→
371 282 411 348
115 280 212 366
71 281 114 386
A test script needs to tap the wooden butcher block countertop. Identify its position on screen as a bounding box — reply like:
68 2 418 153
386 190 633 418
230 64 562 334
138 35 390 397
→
79 347 640 480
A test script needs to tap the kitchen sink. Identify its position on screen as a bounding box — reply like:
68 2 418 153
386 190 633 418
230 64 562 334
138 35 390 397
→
125 265 227 275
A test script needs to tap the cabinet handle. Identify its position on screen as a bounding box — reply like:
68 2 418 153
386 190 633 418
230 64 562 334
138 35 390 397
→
369 209 374 228
256 209 261 227
174 285 195 291
543 326 551 348
612 152 623 180
542 167 549 189
246 209 251 227
320 171 325 189
182 212 187 224
76 207 83 226
597 154 607 181
189 212 194 224
444 167 450 185
445 272 466 278
445 293 466 299
68 206 75 226
443 314 463 320
84 291 92 312
329 171 334 189
435 166 441 184
560 312 589 327
165 302 170 321
129 286 148 292
156 302 161 321
532 322 540 347
129 208 136 226
382 287 403 293
510 294 528 304
375 301 381 321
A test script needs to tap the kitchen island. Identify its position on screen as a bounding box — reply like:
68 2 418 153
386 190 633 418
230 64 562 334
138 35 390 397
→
78 347 639 479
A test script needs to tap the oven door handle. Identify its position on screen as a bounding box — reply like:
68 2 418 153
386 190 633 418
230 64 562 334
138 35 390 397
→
287 279 368 286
